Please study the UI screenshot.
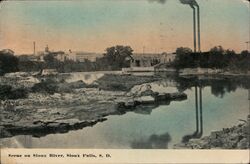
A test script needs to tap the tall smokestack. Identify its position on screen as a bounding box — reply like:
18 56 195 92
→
192 6 197 53
33 41 36 55
197 5 201 52
180 0 198 52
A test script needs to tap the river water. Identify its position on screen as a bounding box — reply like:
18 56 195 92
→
1 73 249 149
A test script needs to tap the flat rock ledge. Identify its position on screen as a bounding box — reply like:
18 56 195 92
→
0 92 187 138
117 92 187 113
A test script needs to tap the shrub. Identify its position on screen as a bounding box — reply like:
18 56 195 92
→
0 52 19 75
0 85 28 100
31 79 58 94
8 88 28 99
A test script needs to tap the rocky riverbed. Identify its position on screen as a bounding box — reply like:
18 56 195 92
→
174 115 250 149
0 72 186 138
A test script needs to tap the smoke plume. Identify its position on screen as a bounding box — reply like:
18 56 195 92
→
179 0 198 7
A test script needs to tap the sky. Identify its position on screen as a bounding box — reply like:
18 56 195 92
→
0 0 249 54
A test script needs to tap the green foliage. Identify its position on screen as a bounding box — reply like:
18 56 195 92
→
174 46 250 71
0 85 28 100
43 53 56 63
31 79 58 94
102 45 133 70
174 47 195 68
43 53 62 69
0 51 19 75
18 45 133 73
60 59 97 72
18 61 44 72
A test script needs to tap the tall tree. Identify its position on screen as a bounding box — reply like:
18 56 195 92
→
0 50 19 75
174 47 193 68
103 45 133 69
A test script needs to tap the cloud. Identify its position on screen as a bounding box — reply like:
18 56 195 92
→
148 0 168 4
241 0 250 7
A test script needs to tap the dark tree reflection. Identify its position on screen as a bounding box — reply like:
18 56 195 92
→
160 74 250 98
131 132 171 149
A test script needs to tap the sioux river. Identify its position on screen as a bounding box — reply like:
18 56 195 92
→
1 73 250 149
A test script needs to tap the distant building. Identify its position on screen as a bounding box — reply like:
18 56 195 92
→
130 52 175 67
160 52 176 63
17 45 103 63
74 52 103 62
67 49 77 61
131 53 161 67
18 54 41 62
52 51 68 62
123 52 176 72
37 45 68 62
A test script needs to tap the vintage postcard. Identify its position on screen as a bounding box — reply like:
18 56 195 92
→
0 0 249 163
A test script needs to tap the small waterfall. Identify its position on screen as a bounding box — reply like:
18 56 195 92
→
65 72 104 84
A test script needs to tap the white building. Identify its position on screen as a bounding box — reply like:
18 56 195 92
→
123 52 176 72
130 52 176 68
76 52 102 62
160 52 176 63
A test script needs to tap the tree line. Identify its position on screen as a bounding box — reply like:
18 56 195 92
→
0 45 249 75
18 45 132 73
173 46 250 71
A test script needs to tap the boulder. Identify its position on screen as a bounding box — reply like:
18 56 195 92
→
237 138 249 149
155 93 167 101
137 96 155 104
125 100 136 108
168 92 187 100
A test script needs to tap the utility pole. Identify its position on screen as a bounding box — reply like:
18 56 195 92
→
248 0 250 52
246 41 250 52
33 41 36 55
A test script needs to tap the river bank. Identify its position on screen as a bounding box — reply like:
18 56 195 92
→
174 115 250 149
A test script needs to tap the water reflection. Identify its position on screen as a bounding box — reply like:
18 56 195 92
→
0 135 32 148
182 85 203 143
248 89 250 111
131 132 171 149
1 74 249 149
1 86 248 149
134 105 158 115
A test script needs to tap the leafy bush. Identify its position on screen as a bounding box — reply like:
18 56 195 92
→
0 51 19 75
0 85 12 99
0 85 28 100
31 79 58 94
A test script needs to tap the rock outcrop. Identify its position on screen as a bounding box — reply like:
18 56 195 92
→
117 92 187 113
174 115 250 149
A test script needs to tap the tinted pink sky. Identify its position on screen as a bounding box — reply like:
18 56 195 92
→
0 0 249 54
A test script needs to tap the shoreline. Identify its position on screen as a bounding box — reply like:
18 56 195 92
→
174 115 250 149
